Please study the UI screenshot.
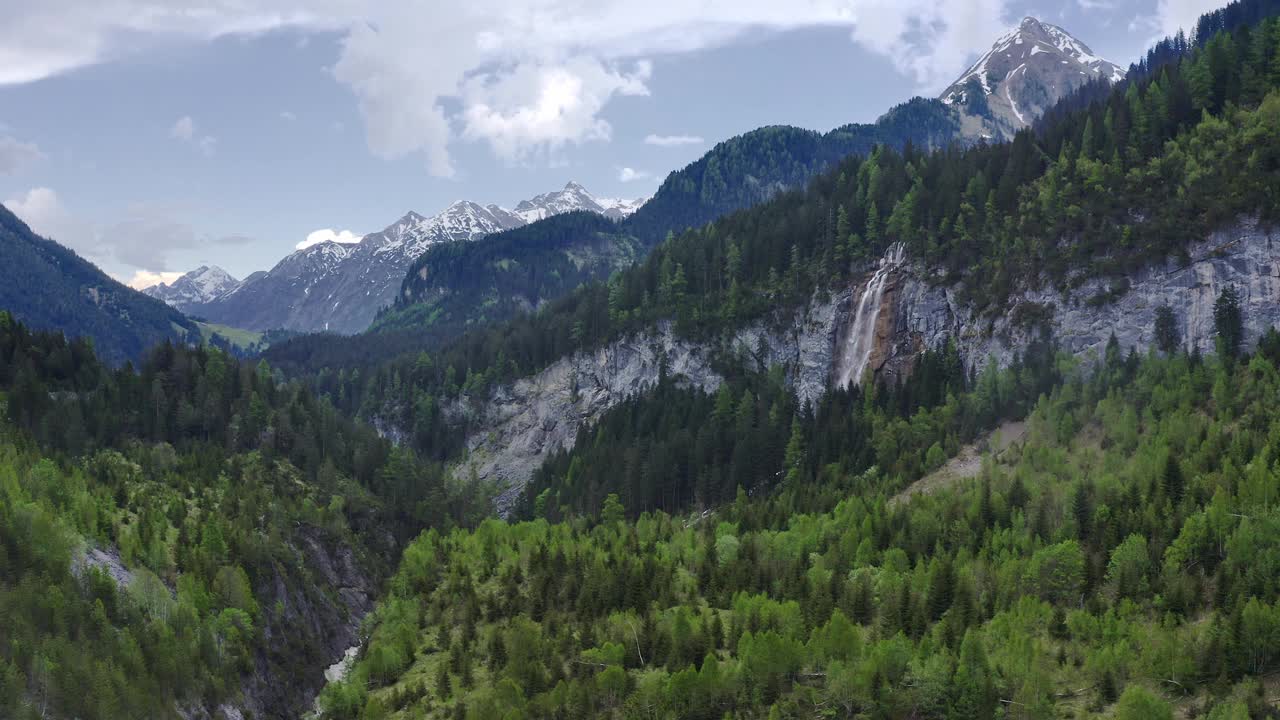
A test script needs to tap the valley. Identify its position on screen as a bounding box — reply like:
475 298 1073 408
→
3 2 1280 719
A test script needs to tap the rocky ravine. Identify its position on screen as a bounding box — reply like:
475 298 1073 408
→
453 218 1280 510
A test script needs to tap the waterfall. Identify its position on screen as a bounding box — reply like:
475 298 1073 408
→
835 242 906 388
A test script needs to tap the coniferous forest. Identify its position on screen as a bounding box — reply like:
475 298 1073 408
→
7 0 1280 718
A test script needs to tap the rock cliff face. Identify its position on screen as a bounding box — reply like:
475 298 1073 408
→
454 218 1280 510
874 218 1280 379
456 298 845 515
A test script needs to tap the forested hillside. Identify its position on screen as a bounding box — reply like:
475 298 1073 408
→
322 323 1280 718
0 313 483 719
623 101 959 246
0 205 199 366
269 5 1280 468
297 2 1280 717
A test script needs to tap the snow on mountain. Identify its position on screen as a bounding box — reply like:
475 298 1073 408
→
196 182 642 335
595 195 649 220
508 181 645 223
143 265 240 312
940 17 1124 139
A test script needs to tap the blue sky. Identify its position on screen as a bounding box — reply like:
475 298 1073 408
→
0 0 1219 287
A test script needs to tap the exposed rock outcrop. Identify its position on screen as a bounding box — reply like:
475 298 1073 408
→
876 218 1280 377
456 297 846 515
453 218 1280 512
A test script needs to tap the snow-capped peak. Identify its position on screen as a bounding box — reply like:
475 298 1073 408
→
142 264 240 310
940 17 1124 136
195 181 646 334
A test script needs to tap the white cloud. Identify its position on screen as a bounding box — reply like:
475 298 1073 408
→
461 58 651 166
125 270 183 290
102 205 200 268
1148 0 1222 38
296 228 363 250
644 134 704 147
280 110 297 121
170 115 217 156
618 167 650 182
0 0 1016 171
0 134 45 174
5 187 96 255
170 115 195 141
6 187 206 273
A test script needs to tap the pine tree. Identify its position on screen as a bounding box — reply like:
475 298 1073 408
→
1214 285 1244 358
1154 305 1181 354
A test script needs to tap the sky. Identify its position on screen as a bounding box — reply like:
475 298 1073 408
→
0 0 1222 289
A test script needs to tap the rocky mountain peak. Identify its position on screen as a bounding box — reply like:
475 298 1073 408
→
142 264 240 312
941 16 1124 139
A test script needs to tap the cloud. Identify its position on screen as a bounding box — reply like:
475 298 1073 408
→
5 187 96 255
125 270 184 290
7 187 205 271
460 58 651 166
170 115 195 141
280 110 297 121
170 115 217 156
618 167 650 182
644 134 704 147
0 134 45 174
1147 0 1223 38
0 0 1016 171
296 228 362 250
101 204 200 269
215 234 256 245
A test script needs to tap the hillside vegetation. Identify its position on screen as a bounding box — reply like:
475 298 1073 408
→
323 325 1280 719
0 205 198 366
0 313 484 719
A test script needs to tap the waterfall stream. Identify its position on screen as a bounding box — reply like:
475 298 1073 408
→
835 243 906 388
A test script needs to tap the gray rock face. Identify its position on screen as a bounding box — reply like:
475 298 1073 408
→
455 219 1280 512
459 297 846 515
871 219 1280 378
71 545 135 590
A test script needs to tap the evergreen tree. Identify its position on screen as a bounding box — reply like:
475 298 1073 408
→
1155 305 1181 354
1214 285 1245 358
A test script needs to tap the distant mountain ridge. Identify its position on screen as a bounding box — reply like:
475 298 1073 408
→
941 16 1125 139
178 182 643 335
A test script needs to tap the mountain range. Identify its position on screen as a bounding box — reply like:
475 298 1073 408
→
0 16 1124 366
176 182 643 334
263 17 1124 369
141 18 1121 347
